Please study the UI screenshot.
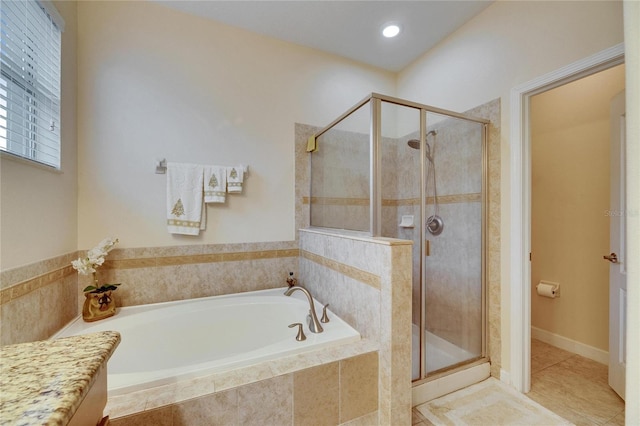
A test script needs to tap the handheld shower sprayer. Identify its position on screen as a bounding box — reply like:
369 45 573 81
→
407 130 444 236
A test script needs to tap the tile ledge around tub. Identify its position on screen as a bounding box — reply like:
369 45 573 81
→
106 338 379 419
300 228 413 246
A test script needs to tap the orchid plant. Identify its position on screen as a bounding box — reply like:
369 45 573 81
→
72 237 121 293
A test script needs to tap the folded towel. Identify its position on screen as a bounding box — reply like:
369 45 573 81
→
166 162 205 235
204 166 227 203
226 166 244 193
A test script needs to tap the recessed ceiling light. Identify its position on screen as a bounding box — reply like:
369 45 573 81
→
382 24 401 38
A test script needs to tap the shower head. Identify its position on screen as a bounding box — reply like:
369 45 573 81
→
406 130 437 150
407 139 420 150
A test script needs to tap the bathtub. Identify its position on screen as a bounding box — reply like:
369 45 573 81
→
53 287 360 396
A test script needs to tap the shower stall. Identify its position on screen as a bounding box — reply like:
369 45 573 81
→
309 93 489 392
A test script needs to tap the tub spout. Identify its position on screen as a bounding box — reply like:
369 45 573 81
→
284 286 323 333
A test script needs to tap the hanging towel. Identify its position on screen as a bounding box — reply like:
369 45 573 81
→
166 162 205 235
204 166 227 203
226 166 244 193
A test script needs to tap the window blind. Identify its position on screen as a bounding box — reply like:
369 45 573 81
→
0 0 63 169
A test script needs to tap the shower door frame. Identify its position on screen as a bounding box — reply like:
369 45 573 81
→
313 93 490 382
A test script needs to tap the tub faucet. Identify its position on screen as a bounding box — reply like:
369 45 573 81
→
284 286 324 333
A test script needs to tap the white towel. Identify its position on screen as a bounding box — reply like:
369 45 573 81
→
204 166 227 203
226 166 244 193
166 162 205 235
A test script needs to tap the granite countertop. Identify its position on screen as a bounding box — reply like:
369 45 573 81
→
0 331 120 426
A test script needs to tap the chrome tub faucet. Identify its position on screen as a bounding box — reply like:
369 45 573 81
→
284 285 324 333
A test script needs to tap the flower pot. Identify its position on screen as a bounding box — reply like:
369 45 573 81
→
82 290 116 322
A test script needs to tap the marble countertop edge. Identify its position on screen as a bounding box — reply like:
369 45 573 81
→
0 331 121 426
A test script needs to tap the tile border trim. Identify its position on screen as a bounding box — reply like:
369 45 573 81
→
303 193 481 207
1 249 300 306
0 265 76 306
300 249 381 290
103 249 300 269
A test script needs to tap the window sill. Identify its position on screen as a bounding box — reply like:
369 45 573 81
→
0 151 63 174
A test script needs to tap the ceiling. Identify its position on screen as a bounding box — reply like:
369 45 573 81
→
155 1 493 72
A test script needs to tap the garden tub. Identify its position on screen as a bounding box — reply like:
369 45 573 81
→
53 287 360 396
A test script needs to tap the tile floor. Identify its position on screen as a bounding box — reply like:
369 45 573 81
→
527 339 625 425
412 339 625 425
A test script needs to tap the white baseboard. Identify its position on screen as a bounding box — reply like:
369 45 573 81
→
531 326 609 365
500 368 511 386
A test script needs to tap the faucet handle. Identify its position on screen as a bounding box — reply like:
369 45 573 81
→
321 303 330 323
288 323 306 341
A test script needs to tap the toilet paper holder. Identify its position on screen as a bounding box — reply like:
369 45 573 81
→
536 281 560 298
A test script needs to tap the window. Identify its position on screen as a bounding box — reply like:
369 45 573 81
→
1 0 64 169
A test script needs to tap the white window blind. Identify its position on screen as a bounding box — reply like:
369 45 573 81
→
0 0 64 169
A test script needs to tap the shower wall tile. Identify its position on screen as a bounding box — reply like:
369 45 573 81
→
466 98 502 376
298 252 380 340
425 202 483 353
306 123 372 231
381 98 502 377
433 119 483 196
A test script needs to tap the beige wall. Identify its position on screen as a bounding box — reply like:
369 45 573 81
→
75 1 394 251
0 1 78 270
531 65 625 351
397 0 624 373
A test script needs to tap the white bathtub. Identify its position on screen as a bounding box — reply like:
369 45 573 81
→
53 287 360 396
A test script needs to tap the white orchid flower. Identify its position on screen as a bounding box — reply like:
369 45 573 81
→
71 237 119 275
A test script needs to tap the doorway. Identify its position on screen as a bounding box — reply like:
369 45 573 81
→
508 43 625 395
525 65 626 423
530 65 624 361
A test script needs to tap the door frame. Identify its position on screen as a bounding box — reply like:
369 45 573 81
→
509 43 625 393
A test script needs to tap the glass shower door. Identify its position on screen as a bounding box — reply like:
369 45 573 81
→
378 101 424 379
422 112 485 374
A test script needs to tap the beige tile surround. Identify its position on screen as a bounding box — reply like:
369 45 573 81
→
0 253 78 345
297 97 502 378
1 238 390 425
108 347 380 426
0 243 299 345
299 229 413 425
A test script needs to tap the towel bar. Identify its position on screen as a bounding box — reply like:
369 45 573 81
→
155 159 248 176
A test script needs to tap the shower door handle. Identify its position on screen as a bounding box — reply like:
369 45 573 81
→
603 253 618 263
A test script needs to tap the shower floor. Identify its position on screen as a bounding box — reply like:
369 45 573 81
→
412 324 476 379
